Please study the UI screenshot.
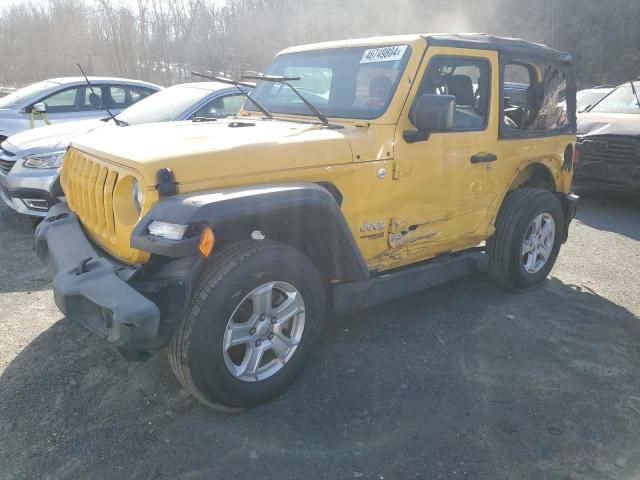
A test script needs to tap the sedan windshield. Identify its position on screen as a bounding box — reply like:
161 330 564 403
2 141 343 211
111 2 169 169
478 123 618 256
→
589 84 640 114
246 45 412 120
116 85 213 125
0 80 57 109
577 90 610 111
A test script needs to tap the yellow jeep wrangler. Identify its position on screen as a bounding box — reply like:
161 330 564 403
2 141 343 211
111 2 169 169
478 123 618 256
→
35 34 578 410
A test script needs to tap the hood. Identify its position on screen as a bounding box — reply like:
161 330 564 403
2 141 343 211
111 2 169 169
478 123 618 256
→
578 112 640 137
4 119 107 153
72 118 357 187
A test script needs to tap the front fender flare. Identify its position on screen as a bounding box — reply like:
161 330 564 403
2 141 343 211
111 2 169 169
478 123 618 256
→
131 182 370 282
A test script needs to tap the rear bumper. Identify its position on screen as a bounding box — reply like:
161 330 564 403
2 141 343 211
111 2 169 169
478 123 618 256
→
559 192 579 243
35 203 161 356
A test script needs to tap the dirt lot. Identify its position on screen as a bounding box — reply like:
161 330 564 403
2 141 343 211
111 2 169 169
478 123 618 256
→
0 191 639 480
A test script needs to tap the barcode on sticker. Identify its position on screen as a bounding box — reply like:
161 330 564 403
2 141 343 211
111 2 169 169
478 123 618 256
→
360 45 408 64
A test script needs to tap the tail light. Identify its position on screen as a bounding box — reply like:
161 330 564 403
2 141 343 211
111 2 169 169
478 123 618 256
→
572 142 581 169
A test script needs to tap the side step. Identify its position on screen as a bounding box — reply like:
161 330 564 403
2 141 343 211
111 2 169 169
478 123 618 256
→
333 250 487 316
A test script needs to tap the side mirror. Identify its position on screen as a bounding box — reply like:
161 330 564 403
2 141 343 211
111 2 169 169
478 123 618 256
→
404 94 455 143
33 102 47 114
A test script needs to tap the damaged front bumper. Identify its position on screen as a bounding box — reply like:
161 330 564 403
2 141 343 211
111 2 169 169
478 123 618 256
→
35 203 161 359
574 136 640 192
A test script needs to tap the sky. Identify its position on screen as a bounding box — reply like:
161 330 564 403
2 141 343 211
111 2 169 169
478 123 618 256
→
1 0 227 6
1 0 169 8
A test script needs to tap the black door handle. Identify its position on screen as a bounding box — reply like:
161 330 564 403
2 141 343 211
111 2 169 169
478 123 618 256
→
470 153 498 164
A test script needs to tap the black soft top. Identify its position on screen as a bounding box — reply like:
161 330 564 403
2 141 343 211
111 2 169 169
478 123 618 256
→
424 33 572 64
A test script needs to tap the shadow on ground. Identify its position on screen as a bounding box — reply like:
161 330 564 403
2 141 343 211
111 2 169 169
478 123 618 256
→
575 189 640 241
2 276 640 480
0 205 50 294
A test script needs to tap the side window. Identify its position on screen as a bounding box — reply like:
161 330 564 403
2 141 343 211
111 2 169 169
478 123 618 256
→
96 86 153 110
80 86 104 111
127 87 155 105
109 86 127 108
192 94 246 119
39 87 81 113
412 56 491 131
503 62 569 133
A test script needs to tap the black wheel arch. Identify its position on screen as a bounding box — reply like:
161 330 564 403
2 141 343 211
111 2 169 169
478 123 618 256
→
131 182 370 283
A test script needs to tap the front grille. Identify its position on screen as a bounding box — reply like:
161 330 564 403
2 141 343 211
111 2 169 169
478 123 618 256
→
580 135 640 181
0 146 16 174
61 148 151 264
63 148 118 243
0 157 15 174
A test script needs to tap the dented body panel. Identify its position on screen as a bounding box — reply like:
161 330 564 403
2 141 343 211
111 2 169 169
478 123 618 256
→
58 34 575 274
38 33 578 359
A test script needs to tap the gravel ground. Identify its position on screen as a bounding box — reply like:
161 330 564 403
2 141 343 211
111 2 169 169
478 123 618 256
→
0 190 639 480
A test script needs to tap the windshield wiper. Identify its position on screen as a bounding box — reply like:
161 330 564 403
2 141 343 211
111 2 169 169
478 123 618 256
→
629 80 640 112
242 75 329 127
191 71 272 120
192 117 217 123
100 116 129 126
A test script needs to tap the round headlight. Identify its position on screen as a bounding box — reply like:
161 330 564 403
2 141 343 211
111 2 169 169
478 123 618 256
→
132 179 144 213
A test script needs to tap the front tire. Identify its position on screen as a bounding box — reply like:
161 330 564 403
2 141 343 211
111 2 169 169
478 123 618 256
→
168 240 325 410
487 188 564 290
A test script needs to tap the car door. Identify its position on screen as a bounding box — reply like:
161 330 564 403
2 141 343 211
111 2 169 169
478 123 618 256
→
75 85 113 120
29 85 88 126
388 48 500 267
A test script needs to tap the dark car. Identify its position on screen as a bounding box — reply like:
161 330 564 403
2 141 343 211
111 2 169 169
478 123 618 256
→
575 81 640 192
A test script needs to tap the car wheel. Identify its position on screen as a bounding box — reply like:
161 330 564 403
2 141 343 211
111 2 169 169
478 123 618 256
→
168 240 325 410
487 187 564 289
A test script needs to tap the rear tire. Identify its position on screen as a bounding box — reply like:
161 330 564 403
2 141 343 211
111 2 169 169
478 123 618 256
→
168 240 325 410
487 188 564 290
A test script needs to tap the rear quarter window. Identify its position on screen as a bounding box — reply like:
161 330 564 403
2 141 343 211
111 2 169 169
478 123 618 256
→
501 61 571 137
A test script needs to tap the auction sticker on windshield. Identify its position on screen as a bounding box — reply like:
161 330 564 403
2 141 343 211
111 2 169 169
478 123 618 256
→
360 45 408 64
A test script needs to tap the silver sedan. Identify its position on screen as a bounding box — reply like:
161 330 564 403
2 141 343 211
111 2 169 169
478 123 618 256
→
0 77 161 143
0 82 249 217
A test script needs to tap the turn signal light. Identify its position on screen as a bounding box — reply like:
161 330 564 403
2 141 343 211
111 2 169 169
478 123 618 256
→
198 226 215 257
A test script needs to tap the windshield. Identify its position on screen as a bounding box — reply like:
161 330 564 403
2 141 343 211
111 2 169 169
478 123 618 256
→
589 84 640 114
577 90 609 111
246 45 412 120
0 80 57 109
116 85 213 124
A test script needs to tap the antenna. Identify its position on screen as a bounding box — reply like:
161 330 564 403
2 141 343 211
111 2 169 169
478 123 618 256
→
77 63 124 126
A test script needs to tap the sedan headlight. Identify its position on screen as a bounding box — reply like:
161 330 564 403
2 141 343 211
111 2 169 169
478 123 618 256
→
23 150 66 169
132 178 144 213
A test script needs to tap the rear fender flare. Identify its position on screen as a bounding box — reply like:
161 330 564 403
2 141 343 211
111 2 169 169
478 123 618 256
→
485 159 561 237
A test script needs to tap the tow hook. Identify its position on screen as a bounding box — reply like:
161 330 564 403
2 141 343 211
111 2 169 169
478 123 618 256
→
76 257 93 275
